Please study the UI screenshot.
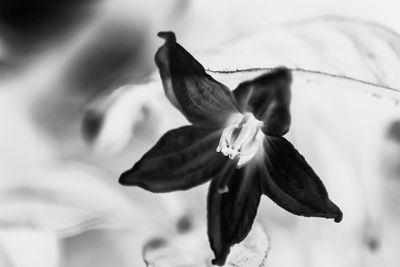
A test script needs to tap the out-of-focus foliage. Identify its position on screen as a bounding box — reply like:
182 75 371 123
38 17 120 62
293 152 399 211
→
143 224 269 267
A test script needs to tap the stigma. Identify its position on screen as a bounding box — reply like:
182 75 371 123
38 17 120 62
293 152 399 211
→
216 113 264 168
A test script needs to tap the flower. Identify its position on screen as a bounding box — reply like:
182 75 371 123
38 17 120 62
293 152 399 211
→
119 31 343 266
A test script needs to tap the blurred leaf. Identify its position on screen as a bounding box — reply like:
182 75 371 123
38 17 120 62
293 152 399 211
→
201 17 400 89
0 230 59 267
143 224 270 267
0 162 150 237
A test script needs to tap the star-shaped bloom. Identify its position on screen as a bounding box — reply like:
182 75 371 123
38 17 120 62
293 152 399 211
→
120 31 342 266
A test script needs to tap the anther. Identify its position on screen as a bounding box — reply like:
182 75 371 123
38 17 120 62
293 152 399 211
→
216 113 263 168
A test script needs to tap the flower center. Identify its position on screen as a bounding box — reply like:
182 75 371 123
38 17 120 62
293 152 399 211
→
216 113 264 168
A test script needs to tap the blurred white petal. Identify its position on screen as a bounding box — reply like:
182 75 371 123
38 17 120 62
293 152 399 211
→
83 81 185 155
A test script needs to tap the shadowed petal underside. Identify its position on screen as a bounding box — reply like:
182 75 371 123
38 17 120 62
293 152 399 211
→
208 164 262 265
155 31 239 128
119 125 226 192
262 136 343 222
233 67 292 136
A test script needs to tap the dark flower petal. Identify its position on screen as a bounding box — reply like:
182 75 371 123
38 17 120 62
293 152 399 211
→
119 125 226 192
208 164 262 265
233 67 292 136
262 136 343 222
155 31 239 127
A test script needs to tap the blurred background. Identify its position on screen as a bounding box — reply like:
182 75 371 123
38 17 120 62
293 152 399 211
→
1 0 400 266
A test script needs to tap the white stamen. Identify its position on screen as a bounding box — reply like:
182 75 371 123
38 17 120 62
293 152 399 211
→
216 113 263 168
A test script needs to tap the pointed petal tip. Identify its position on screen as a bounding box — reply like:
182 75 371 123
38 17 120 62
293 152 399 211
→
211 257 226 266
118 173 128 186
118 171 150 190
157 31 176 43
334 209 343 223
118 170 134 186
328 201 343 223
